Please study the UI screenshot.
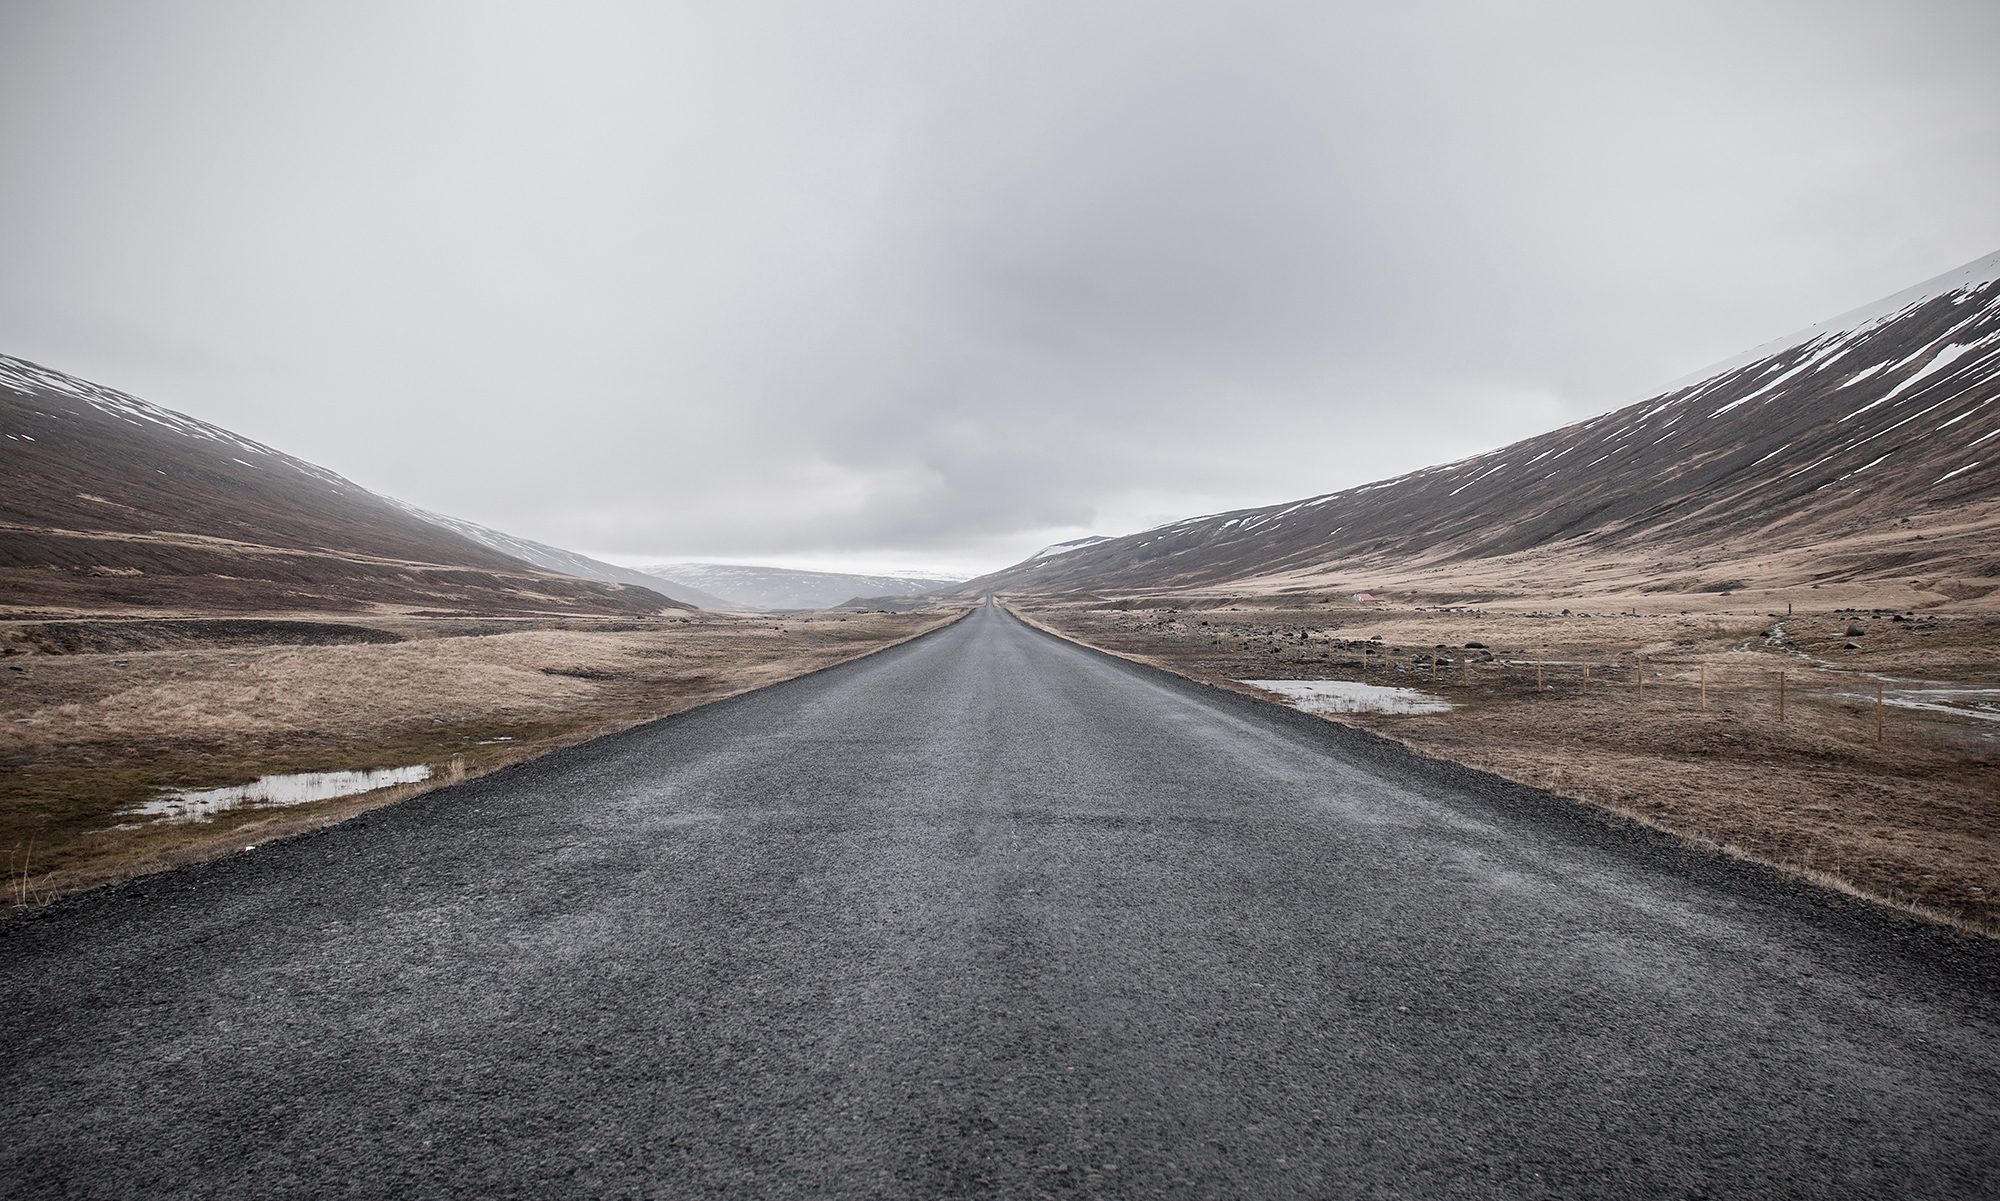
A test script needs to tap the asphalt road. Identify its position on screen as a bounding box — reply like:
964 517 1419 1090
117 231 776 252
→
5 602 1998 1199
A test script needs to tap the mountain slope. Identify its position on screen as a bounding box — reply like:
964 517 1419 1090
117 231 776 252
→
383 502 734 610
1031 536 1112 560
639 563 962 612
0 353 688 616
955 250 2000 606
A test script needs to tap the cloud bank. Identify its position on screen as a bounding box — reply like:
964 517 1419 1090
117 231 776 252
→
4 1 1997 574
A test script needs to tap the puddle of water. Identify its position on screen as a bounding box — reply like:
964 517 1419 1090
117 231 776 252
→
123 765 433 825
1243 679 1456 716
1852 687 2000 725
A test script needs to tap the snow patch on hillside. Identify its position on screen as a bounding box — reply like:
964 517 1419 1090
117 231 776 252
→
1033 536 1112 559
0 353 360 494
1664 249 2000 394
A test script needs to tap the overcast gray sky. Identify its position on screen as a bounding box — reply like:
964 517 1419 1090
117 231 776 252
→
4 1 1997 576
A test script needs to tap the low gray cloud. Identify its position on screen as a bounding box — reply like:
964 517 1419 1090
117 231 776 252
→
5 1 1997 574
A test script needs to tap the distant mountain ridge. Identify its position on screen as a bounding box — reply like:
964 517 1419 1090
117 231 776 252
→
384 502 734 609
0 353 687 616
952 249 2000 606
639 562 962 612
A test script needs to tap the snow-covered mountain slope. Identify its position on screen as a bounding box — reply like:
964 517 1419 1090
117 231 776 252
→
1663 249 2000 392
1032 536 1112 560
638 562 963 612
1 355 365 498
0 353 686 616
954 249 2000 606
384 502 732 610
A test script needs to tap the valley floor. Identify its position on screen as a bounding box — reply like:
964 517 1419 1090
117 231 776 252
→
1012 597 2000 933
0 606 964 905
7 602 1996 1199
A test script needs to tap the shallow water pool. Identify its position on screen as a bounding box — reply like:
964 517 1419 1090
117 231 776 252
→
123 765 434 825
1242 679 1456 716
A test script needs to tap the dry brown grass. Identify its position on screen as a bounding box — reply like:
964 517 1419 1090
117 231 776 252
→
1007 503 2000 620
1 607 967 907
1015 598 2000 935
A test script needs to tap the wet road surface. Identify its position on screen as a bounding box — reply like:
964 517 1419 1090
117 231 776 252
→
5 602 1997 1198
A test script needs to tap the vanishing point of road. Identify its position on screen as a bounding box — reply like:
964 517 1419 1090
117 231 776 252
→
5 602 1997 1199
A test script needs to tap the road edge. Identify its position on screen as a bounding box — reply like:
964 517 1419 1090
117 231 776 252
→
1001 600 2000 954
5 605 979 920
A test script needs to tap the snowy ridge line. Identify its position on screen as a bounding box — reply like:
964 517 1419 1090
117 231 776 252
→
384 498 553 562
1398 257 2000 501
0 352 361 494
955 248 2000 596
1031 536 1112 560
1657 248 2000 397
637 562 965 612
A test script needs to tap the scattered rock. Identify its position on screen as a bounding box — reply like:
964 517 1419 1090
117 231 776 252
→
1845 622 1867 637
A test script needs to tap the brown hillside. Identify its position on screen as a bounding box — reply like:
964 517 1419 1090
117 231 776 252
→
0 354 686 617
955 251 2000 607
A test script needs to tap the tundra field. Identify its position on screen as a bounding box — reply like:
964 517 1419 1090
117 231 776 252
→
1012 594 2000 933
1 606 964 905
